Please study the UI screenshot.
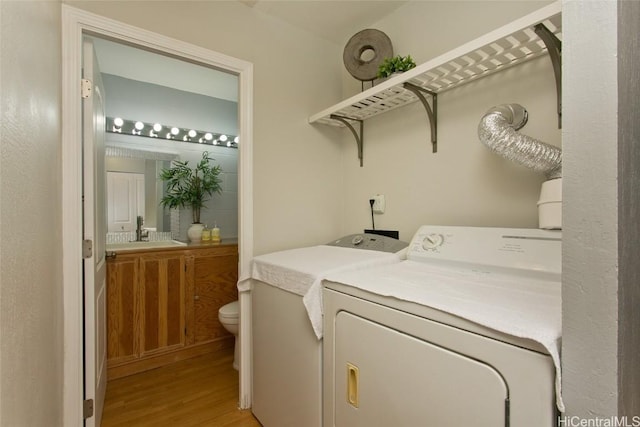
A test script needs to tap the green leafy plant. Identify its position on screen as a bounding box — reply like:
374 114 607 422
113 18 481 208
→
377 55 416 79
159 152 223 224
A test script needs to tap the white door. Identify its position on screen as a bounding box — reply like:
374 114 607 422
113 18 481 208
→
107 172 145 232
82 37 107 427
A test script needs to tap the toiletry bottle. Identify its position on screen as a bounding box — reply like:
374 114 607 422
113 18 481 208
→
211 222 221 243
201 224 211 242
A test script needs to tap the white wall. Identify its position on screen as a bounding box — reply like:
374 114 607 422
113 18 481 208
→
66 0 346 255
563 0 640 418
0 1 64 425
337 1 559 240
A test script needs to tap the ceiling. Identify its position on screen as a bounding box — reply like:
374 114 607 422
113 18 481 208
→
239 0 408 44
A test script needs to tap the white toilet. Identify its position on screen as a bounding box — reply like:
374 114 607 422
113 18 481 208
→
218 300 239 370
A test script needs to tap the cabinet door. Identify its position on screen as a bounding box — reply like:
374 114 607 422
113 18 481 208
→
193 250 238 344
106 257 139 365
139 253 186 355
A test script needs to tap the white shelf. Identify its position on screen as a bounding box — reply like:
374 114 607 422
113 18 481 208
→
309 1 561 128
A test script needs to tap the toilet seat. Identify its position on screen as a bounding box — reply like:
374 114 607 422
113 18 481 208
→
219 300 239 324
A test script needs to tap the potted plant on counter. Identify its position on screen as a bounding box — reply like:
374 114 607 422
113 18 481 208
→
160 152 222 243
377 54 417 79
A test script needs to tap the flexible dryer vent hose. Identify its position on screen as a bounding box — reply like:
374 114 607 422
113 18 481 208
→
477 104 562 179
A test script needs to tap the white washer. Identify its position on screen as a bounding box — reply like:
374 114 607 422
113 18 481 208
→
249 234 408 427
323 226 562 427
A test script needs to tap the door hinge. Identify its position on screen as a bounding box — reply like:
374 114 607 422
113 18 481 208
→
81 79 92 99
83 399 94 419
82 239 93 259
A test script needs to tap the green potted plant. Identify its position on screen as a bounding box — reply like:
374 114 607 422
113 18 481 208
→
159 151 223 242
377 54 417 79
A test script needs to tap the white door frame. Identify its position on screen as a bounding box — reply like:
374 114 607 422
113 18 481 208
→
61 6 254 425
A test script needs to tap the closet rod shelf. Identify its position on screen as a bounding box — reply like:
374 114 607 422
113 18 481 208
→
310 1 562 165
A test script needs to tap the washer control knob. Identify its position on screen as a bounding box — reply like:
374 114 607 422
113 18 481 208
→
351 235 364 246
422 233 444 250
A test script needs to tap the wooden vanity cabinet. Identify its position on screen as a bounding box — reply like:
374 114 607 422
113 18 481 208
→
107 244 238 379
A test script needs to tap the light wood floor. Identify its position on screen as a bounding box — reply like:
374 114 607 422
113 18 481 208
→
102 347 262 426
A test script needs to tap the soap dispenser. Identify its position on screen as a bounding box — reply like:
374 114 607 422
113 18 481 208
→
211 222 221 243
201 224 211 242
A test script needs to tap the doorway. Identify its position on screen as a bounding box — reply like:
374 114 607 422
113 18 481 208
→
61 6 254 426
94 36 240 241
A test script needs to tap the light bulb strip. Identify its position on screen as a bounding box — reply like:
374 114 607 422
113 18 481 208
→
106 117 239 148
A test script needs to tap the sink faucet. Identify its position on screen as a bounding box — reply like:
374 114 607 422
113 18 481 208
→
135 216 148 241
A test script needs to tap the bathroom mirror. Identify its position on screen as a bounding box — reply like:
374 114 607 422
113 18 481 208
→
106 145 178 235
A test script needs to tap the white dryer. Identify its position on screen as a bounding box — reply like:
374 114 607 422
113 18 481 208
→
323 226 563 427
247 234 408 427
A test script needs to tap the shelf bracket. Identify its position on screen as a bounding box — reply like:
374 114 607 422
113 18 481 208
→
403 83 438 153
330 114 364 167
534 23 562 129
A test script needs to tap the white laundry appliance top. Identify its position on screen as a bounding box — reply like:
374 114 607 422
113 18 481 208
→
240 244 406 338
325 225 564 412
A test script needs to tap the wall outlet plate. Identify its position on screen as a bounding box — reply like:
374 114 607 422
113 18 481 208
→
372 195 385 214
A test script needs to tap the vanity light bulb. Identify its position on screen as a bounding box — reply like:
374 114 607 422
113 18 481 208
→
135 121 144 130
171 127 180 135
234 136 239 144
188 129 197 138
153 123 162 132
219 134 228 142
113 117 124 128
204 133 213 141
